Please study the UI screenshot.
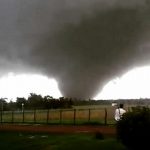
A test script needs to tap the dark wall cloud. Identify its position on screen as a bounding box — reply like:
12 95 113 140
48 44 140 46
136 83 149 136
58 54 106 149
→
0 0 150 99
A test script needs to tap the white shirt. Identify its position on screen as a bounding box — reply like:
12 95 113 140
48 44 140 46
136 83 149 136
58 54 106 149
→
115 108 126 121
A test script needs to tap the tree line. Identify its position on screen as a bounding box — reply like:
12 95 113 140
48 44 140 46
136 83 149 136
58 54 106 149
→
0 94 150 111
0 93 73 111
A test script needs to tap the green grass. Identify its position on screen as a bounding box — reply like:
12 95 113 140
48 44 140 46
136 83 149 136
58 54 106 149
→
0 132 127 150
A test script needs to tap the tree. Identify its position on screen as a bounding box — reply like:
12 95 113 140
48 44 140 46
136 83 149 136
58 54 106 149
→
0 98 7 111
27 93 44 109
7 100 17 111
43 95 54 109
116 106 150 150
16 97 27 110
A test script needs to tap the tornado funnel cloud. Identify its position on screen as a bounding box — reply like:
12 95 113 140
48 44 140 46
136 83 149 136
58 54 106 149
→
0 1 150 99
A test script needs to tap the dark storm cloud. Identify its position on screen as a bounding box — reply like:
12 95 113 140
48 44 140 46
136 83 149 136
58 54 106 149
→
0 0 150 98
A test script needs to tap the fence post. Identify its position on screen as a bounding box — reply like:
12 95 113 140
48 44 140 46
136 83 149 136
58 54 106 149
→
73 109 76 125
22 110 24 123
104 108 107 125
34 109 36 124
88 109 91 122
12 111 14 123
60 109 62 124
47 109 49 124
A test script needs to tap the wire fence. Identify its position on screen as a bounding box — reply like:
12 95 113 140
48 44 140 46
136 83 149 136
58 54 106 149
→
0 107 128 125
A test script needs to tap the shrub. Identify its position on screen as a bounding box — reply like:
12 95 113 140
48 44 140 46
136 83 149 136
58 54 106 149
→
116 106 150 150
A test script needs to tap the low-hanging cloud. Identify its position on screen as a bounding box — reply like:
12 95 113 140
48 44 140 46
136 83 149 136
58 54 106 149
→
0 0 150 99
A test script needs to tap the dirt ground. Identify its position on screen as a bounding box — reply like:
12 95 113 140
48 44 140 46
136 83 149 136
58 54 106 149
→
0 124 116 135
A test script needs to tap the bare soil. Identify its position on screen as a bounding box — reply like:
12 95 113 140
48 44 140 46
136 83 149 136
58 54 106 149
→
0 124 116 135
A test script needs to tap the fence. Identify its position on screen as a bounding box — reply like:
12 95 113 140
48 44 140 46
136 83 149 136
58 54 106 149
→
0 107 117 125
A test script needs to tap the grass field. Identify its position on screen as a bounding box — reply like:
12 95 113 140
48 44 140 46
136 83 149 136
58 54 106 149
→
0 132 127 150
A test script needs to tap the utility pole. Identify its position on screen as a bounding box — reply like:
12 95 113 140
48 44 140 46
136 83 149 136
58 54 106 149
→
22 103 24 112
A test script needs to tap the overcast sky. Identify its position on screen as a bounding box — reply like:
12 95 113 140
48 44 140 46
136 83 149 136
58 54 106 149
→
0 0 150 99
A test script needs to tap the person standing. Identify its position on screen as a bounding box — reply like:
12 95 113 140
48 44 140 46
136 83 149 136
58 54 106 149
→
115 104 126 121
